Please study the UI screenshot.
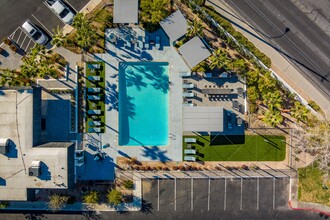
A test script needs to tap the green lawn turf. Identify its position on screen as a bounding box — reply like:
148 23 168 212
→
85 61 105 133
183 135 286 161
298 163 330 206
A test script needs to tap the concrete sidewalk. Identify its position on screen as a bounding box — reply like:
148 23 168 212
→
206 0 330 115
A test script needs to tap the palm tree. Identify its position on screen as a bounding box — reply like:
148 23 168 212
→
262 109 283 127
209 49 231 70
229 58 248 75
51 26 67 47
291 101 310 122
262 91 283 111
187 20 204 37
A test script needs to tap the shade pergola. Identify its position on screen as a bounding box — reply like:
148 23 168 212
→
178 36 211 69
183 106 224 132
160 10 189 42
113 0 139 24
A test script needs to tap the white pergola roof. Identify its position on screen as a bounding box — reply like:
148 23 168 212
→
113 0 139 23
178 36 211 69
160 10 188 42
183 106 224 132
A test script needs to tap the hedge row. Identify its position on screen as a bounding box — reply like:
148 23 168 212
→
202 6 272 68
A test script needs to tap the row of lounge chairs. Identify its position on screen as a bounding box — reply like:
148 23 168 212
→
108 32 161 50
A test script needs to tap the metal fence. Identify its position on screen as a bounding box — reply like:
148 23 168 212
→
188 0 314 112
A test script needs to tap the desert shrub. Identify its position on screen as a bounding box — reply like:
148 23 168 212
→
123 180 134 189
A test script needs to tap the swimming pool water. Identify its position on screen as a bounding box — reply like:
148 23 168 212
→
118 62 169 146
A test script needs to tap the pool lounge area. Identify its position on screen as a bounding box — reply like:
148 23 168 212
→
118 62 169 146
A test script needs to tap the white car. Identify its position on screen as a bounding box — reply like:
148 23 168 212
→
46 0 75 24
22 20 49 45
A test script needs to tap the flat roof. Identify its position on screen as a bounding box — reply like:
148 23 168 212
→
0 88 72 201
183 106 224 132
178 36 211 69
113 0 139 23
160 10 188 42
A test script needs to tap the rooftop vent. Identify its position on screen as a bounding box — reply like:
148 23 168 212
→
0 138 9 154
29 161 41 177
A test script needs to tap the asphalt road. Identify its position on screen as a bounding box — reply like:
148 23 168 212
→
224 0 330 100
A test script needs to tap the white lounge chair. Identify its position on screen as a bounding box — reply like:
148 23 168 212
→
88 127 101 133
108 32 117 44
88 109 101 115
182 83 195 89
182 92 195 98
88 121 101 126
184 156 196 162
87 95 100 100
144 36 149 49
88 88 101 93
184 149 196 154
184 138 197 143
155 35 160 50
179 72 191 77
87 76 101 81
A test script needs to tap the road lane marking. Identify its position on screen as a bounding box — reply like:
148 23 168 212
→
191 178 193 211
240 178 243 210
257 177 259 210
208 178 210 211
273 178 276 210
224 178 227 210
21 35 28 48
31 14 53 35
174 178 176 211
158 178 160 211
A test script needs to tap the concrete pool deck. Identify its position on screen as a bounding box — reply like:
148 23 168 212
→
83 26 189 171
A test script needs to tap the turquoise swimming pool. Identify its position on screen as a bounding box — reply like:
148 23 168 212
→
118 62 169 146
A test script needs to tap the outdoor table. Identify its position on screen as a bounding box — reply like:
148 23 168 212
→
202 88 233 95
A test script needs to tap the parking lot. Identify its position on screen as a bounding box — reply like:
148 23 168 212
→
142 177 290 213
0 0 90 53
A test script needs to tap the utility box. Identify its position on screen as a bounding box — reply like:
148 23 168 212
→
29 161 41 177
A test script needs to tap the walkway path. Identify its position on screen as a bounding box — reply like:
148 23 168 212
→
206 0 330 115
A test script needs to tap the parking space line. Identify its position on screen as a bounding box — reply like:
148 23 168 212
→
224 178 227 210
273 178 276 210
65 1 78 12
157 178 159 211
25 39 33 52
207 178 210 211
174 178 176 211
21 35 28 46
191 178 193 211
31 13 53 35
17 31 23 44
257 177 259 210
240 178 243 210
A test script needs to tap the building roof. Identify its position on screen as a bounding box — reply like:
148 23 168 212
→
0 88 73 201
183 106 224 132
160 10 188 42
113 0 139 23
178 36 211 69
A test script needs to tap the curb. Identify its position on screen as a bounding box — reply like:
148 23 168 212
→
288 201 330 217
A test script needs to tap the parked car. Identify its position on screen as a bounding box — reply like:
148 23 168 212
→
22 20 49 45
45 0 75 24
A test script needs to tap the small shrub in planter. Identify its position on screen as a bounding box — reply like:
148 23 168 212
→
178 166 185 171
83 191 99 204
2 37 11 45
163 167 169 171
0 47 3 54
9 44 18 52
241 165 249 171
123 180 134 189
172 166 178 170
140 166 146 171
157 166 163 170
146 166 151 171
0 201 9 209
214 166 221 170
107 189 122 206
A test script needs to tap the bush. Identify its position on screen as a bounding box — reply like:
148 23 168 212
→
83 191 99 204
2 37 11 45
107 189 122 206
48 194 68 212
308 100 321 112
123 180 134 189
0 201 9 209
